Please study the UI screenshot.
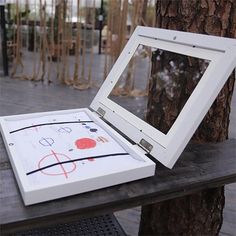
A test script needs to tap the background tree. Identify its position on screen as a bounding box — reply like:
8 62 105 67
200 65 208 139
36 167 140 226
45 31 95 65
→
139 0 236 235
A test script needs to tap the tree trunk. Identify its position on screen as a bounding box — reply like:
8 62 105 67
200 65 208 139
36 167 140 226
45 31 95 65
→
139 0 236 235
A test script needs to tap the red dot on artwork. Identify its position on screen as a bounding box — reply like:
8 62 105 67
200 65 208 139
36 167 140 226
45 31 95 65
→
75 138 96 149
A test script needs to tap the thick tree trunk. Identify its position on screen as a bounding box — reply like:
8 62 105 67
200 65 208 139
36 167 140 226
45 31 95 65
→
140 188 225 235
139 0 236 235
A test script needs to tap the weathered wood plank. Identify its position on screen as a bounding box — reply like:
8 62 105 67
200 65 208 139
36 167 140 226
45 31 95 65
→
0 138 235 234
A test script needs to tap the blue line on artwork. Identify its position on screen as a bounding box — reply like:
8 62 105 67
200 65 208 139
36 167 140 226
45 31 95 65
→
39 138 55 147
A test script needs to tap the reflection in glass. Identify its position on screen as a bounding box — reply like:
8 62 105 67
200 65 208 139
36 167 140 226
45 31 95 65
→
108 44 209 135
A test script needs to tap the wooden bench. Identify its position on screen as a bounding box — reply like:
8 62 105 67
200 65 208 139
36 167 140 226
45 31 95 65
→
1 135 235 235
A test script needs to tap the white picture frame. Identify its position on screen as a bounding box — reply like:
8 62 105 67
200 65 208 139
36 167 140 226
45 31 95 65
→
91 26 236 168
1 26 236 205
0 108 155 205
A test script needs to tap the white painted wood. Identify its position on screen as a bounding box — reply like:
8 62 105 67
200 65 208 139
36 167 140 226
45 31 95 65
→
0 108 155 205
91 26 236 168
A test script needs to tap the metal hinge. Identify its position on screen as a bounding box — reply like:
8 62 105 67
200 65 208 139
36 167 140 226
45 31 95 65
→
139 139 153 153
97 107 106 117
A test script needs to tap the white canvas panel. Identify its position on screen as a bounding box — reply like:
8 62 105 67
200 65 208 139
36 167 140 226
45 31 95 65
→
0 109 155 205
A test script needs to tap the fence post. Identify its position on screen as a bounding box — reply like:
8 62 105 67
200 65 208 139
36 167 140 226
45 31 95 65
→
0 2 8 76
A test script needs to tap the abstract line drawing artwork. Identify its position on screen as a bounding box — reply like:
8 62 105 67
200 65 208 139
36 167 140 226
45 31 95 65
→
96 136 109 143
27 152 130 177
57 127 72 133
9 120 94 134
31 123 41 132
82 123 98 133
7 111 138 184
89 128 97 133
75 138 96 149
37 150 76 179
39 138 54 147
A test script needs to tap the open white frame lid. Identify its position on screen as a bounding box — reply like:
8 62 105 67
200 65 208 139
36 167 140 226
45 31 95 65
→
90 26 236 168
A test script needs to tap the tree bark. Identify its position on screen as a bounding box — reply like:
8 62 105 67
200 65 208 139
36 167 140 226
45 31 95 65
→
139 0 236 235
140 188 225 235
